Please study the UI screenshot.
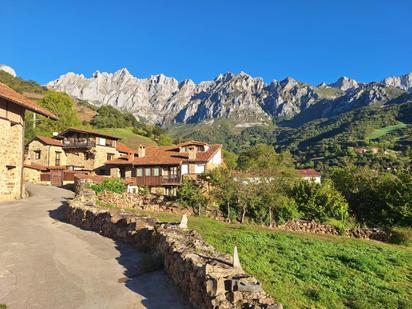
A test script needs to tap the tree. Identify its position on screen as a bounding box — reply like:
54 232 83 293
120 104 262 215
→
177 178 208 216
206 168 237 221
289 179 349 223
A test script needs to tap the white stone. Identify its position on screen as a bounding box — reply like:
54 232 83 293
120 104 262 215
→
179 214 188 229
233 246 242 271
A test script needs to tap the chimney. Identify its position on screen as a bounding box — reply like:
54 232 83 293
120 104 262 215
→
127 151 135 162
52 132 59 137
188 146 197 160
137 145 146 158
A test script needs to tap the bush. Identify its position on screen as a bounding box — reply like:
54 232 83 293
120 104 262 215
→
89 178 126 194
289 179 349 223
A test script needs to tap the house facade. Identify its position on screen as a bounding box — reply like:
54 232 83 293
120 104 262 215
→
25 128 132 185
298 169 321 183
106 140 223 195
0 82 57 201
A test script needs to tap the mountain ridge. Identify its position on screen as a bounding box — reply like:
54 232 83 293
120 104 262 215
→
47 69 412 126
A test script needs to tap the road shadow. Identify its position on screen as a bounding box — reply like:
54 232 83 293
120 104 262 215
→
48 200 191 309
114 241 192 309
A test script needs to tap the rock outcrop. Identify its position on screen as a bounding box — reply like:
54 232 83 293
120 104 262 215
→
47 69 410 125
0 64 16 77
383 72 412 93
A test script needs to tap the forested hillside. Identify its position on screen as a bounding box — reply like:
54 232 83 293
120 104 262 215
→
170 98 412 171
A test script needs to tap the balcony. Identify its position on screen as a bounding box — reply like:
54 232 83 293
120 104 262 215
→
132 175 182 186
63 140 96 149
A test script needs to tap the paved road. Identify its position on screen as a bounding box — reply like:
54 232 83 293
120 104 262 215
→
0 184 190 309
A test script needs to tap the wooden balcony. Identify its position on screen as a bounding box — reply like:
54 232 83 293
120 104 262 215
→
131 175 182 186
63 140 95 149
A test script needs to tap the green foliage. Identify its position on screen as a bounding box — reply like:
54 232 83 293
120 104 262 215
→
289 179 349 223
91 105 138 128
177 178 208 215
329 167 412 227
89 178 126 194
0 70 46 94
237 144 294 171
222 149 238 170
366 121 407 140
25 91 81 142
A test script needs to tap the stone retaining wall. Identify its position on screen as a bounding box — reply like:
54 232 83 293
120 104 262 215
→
277 220 392 242
65 190 281 309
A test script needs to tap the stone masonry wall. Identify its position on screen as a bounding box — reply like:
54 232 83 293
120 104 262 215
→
0 118 24 201
65 190 282 309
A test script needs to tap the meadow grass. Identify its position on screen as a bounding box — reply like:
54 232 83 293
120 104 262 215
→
96 127 157 148
367 122 407 140
98 204 412 309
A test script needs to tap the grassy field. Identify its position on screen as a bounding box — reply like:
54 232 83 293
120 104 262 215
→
96 127 156 148
367 122 407 140
99 205 412 309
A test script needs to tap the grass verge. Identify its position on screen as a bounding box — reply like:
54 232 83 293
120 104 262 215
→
98 203 412 309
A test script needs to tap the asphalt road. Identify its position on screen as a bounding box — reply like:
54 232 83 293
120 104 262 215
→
0 184 190 309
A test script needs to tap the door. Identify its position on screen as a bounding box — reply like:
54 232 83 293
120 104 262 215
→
50 169 63 187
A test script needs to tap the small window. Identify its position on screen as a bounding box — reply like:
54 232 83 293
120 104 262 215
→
145 167 151 176
98 137 106 146
107 153 114 160
153 167 160 176
136 168 143 177
34 150 41 160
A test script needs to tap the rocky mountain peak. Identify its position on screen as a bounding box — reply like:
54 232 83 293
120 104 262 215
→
383 72 412 92
328 76 359 91
47 69 408 126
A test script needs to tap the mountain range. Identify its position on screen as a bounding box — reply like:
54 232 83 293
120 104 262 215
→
47 69 412 126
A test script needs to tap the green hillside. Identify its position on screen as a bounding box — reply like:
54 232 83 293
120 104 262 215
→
96 127 156 148
366 121 407 140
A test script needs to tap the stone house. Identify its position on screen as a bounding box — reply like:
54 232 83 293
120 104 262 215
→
0 82 57 201
106 140 223 195
25 127 133 185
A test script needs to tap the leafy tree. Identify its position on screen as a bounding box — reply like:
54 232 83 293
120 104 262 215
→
177 178 208 215
289 179 349 223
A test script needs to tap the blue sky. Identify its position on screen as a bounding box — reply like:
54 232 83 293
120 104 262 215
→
1 0 411 85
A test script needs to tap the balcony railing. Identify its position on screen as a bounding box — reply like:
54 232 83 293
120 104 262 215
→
63 140 96 149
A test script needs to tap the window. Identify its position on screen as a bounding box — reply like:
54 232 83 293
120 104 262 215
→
98 137 106 146
136 168 143 177
145 167 151 176
153 167 160 176
170 166 177 176
34 150 41 160
107 153 114 161
55 152 61 166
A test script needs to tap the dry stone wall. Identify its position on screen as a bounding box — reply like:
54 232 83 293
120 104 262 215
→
66 190 282 309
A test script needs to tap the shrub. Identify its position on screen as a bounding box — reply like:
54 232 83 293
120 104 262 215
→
289 179 349 223
89 178 126 194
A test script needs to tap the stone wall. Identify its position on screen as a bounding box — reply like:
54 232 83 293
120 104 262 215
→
0 117 24 201
277 220 392 242
98 191 193 215
27 140 66 167
65 190 281 309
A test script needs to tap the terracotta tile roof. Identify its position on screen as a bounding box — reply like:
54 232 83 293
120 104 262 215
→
176 140 209 147
24 163 66 170
116 142 134 153
35 135 63 147
0 82 58 119
298 169 321 177
106 142 222 166
58 127 121 140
